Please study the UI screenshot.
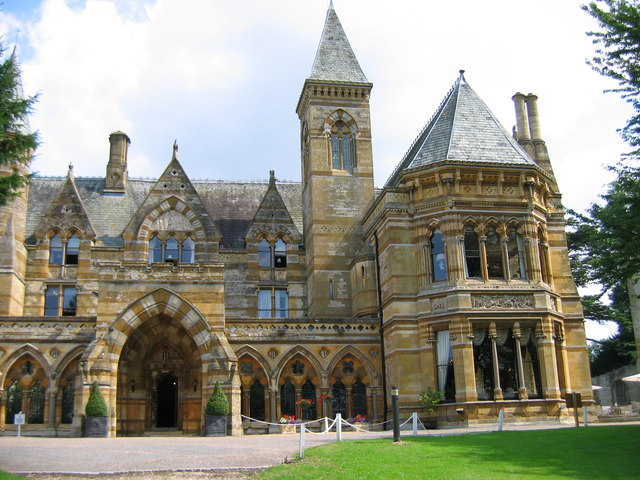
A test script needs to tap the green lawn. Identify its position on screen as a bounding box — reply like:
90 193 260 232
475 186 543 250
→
258 426 640 480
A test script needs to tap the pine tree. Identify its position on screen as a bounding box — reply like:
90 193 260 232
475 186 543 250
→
0 44 39 206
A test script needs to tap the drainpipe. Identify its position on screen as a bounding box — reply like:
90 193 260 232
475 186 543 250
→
373 231 388 424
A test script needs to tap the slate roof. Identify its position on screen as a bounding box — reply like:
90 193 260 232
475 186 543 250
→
386 73 535 187
25 177 303 249
308 3 369 84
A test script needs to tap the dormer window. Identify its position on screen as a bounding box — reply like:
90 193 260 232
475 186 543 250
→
49 233 80 265
148 234 195 264
258 237 287 269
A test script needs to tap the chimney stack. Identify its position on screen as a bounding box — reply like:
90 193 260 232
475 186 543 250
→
104 131 130 194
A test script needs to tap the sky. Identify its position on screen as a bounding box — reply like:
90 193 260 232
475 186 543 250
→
0 0 631 340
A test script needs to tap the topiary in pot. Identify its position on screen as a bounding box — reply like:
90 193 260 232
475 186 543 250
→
84 381 109 437
204 380 229 436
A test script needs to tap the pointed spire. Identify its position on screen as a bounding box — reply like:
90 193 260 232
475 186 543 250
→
386 72 535 186
308 4 368 84
172 140 179 160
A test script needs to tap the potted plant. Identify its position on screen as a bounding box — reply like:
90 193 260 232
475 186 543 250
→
84 381 109 437
353 414 370 431
418 387 443 429
204 380 229 436
278 414 298 434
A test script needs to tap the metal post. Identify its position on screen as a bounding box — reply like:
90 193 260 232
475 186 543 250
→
392 385 400 442
497 409 504 431
412 412 418 436
299 424 306 460
336 413 342 442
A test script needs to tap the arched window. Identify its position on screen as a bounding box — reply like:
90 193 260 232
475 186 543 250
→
331 120 355 173
274 238 287 268
507 227 527 279
329 279 334 300
148 235 195 264
258 238 271 268
485 226 504 279
165 235 179 260
436 330 456 402
463 226 481 278
431 229 447 282
149 235 163 263
65 234 79 265
49 234 63 265
181 236 195 263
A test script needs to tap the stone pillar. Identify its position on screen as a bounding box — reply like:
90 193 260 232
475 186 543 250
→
513 323 528 400
242 389 250 419
346 387 353 419
295 388 301 419
501 236 510 279
48 390 58 425
479 235 488 281
536 321 562 400
489 322 503 401
453 322 477 403
512 92 531 142
269 388 277 423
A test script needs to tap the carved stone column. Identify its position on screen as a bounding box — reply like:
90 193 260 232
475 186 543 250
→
48 389 58 425
489 322 503 401
346 387 353 419
242 388 250 419
513 323 528 400
536 321 562 400
479 235 488 281
269 388 277 422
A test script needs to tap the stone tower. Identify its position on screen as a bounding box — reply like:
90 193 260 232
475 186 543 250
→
296 4 375 318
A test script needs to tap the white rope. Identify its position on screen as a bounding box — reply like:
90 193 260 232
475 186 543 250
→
241 415 337 433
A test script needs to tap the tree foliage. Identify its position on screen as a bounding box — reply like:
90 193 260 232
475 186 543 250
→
0 44 39 206
570 0 640 374
205 380 229 416
583 0 640 153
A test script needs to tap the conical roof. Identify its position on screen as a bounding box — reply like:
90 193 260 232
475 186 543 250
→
387 72 535 186
308 3 369 84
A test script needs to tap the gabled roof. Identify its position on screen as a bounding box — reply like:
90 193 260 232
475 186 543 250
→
387 72 535 187
308 3 369 84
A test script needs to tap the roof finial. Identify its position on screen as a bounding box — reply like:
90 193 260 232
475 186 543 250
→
269 170 276 186
329 0 334 9
458 69 466 82
172 140 179 160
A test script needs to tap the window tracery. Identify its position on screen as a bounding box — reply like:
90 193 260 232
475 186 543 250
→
148 233 195 264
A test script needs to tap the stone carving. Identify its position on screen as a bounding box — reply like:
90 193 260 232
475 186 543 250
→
150 209 192 231
432 297 447 312
472 294 534 309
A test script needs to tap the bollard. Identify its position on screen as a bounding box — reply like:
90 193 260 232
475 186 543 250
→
392 385 400 442
583 406 588 427
497 409 504 431
336 413 342 442
299 424 306 460
412 412 418 436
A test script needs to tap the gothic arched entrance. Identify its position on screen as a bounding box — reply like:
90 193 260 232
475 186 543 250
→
117 314 202 435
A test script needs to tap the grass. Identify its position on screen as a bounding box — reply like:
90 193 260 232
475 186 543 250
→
0 472 27 480
257 426 640 480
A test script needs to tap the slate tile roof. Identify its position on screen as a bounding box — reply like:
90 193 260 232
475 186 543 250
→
308 3 369 84
26 177 303 249
387 73 535 187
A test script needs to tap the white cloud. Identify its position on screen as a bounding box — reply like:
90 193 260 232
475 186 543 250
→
2 0 631 216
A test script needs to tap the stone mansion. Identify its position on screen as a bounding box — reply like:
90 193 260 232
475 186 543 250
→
0 4 592 436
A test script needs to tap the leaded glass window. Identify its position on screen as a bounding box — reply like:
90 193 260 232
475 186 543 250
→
249 380 265 421
331 378 347 418
330 121 355 173
464 226 481 278
28 380 45 424
65 234 79 265
352 378 367 417
431 230 447 282
485 226 504 279
5 381 22 424
258 238 271 268
61 382 75 424
165 236 179 260
49 234 63 265
281 379 295 417
507 227 527 279
274 238 287 268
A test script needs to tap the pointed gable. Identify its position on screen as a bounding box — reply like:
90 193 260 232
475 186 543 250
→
244 171 301 243
387 72 535 186
35 166 96 239
308 3 369 84
122 143 221 241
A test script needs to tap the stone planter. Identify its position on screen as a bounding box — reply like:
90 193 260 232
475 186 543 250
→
204 415 227 437
279 424 297 434
354 422 370 431
84 416 108 437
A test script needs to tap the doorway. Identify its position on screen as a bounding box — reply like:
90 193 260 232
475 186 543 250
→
155 374 178 428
